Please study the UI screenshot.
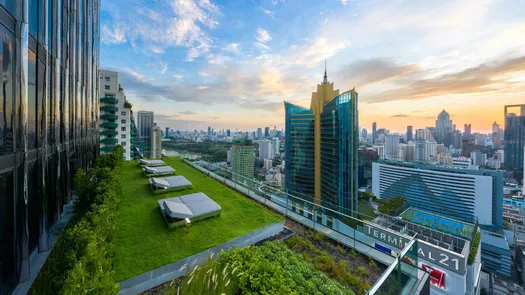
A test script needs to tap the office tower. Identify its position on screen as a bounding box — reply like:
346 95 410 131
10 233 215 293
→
523 147 525 195
415 128 434 141
258 139 273 160
226 149 232 164
504 104 525 172
264 127 270 137
137 111 154 156
464 124 472 138
99 70 132 160
284 69 358 215
471 151 487 166
165 127 169 138
384 135 400 159
435 110 453 144
361 128 368 139
406 125 413 142
256 128 263 139
374 145 385 160
231 139 255 184
271 137 280 155
150 126 162 159
372 162 503 227
397 144 408 161
207 126 211 137
372 122 377 142
226 129 231 137
0 0 100 292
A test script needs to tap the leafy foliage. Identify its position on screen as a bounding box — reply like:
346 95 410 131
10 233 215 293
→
468 231 482 265
376 196 408 215
174 241 353 295
32 147 124 295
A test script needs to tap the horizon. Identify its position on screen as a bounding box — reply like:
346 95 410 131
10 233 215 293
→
101 0 525 134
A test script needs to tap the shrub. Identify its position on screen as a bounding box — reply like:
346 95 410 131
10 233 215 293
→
32 147 123 295
468 231 482 265
376 196 407 215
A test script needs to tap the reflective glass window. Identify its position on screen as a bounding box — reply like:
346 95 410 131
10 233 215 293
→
28 0 38 37
37 58 45 147
0 171 14 295
0 0 22 19
0 25 15 155
28 50 37 149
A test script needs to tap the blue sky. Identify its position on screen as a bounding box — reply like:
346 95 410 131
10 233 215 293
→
100 0 525 132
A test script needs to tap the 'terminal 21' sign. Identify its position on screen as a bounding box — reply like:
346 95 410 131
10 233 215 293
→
364 223 466 274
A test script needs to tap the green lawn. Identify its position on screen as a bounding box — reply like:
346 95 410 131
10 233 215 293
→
358 200 377 221
115 157 283 281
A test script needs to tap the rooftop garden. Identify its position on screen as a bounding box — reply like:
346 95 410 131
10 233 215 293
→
115 157 283 281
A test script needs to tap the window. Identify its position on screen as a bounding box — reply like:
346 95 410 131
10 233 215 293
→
121 111 126 116
121 120 126 124
121 135 126 139
121 127 126 131
27 49 37 149
0 26 16 154
105 85 110 90
105 77 110 81
122 142 127 146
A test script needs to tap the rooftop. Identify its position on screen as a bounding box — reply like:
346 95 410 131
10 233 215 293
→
115 157 283 281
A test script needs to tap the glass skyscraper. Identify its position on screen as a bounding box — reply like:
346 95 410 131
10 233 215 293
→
504 104 525 173
0 0 100 293
284 70 358 215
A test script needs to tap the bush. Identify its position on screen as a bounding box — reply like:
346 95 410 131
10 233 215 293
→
176 241 353 295
468 231 482 265
32 147 124 295
376 196 407 215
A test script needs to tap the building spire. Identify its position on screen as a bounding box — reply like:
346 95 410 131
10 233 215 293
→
323 59 328 84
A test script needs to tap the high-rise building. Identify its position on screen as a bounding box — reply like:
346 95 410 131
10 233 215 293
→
470 151 487 166
264 127 270 137
271 138 280 156
464 124 472 138
151 126 162 159
258 139 273 160
231 139 255 184
226 129 231 137
284 69 358 215
406 125 413 142
504 104 525 172
99 70 133 160
384 135 400 159
137 111 154 156
435 110 453 144
372 122 377 142
256 128 263 139
361 128 368 139
165 127 170 138
0 0 101 292
415 128 434 142
208 126 211 137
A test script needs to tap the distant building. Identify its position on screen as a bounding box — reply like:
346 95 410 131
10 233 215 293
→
464 124 472 137
257 128 263 139
406 125 413 142
151 126 162 159
165 127 169 138
504 104 525 174
226 149 232 164
263 158 273 170
384 135 400 159
264 127 270 137
232 139 255 184
415 128 434 142
470 151 487 166
435 109 453 144
271 138 280 155
372 122 377 142
284 69 358 215
137 111 154 156
259 139 273 160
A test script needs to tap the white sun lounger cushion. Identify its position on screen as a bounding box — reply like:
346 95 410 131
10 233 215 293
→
163 201 195 219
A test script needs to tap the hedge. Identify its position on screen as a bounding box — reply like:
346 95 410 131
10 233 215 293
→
468 231 482 265
32 147 124 295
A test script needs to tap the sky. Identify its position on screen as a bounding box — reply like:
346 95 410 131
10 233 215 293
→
100 0 525 133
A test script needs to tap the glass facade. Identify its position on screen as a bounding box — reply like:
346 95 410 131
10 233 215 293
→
0 0 100 293
284 102 315 201
284 90 359 215
504 105 525 173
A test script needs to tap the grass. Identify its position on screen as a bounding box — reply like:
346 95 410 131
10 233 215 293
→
115 157 283 281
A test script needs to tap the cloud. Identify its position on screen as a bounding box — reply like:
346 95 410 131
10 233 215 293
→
255 28 272 43
340 0 348 5
254 42 270 51
180 110 197 115
173 74 183 80
151 46 165 54
391 114 409 118
337 58 418 87
238 100 283 113
260 7 275 19
365 55 525 103
160 61 168 74
101 23 127 44
224 43 241 54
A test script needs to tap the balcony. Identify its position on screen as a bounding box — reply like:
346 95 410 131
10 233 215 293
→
101 137 118 144
101 114 118 121
100 97 118 104
100 105 118 112
100 130 118 136
100 146 116 152
100 122 118 129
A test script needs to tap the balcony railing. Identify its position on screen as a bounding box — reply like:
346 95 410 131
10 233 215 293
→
100 122 118 129
100 105 118 112
100 97 118 104
100 130 118 136
100 137 118 144
100 146 116 152
101 114 118 121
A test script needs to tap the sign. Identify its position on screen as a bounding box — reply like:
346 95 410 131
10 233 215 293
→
364 223 406 249
422 264 446 289
418 240 466 275
375 243 392 255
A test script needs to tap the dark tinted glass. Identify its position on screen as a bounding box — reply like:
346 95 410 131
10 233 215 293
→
0 171 15 295
0 25 14 155
28 50 37 149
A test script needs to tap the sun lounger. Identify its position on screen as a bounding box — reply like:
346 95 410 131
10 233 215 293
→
157 192 222 229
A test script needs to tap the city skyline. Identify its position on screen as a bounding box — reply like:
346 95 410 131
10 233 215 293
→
101 0 525 132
